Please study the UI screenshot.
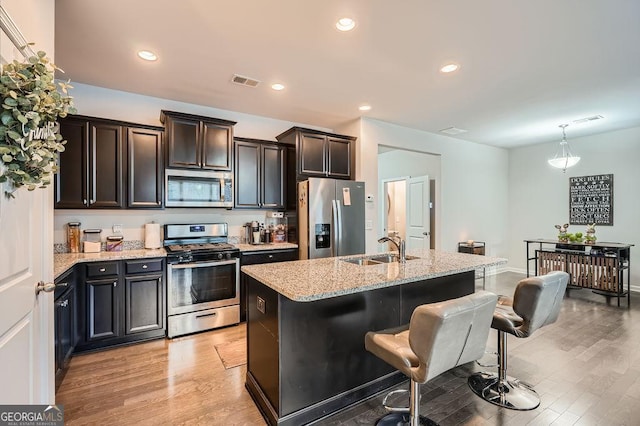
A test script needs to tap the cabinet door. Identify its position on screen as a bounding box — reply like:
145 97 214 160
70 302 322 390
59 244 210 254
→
125 274 164 334
127 128 164 208
234 140 261 208
54 285 75 388
55 119 89 208
261 144 285 209
327 137 352 178
86 278 120 341
166 116 200 168
202 121 233 171
90 123 124 208
299 133 327 177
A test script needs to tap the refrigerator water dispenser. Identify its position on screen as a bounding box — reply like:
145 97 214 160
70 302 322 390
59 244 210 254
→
315 224 331 249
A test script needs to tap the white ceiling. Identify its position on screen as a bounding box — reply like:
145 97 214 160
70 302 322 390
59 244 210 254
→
54 0 640 148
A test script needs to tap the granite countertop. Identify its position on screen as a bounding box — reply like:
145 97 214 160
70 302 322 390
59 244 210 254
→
237 242 298 252
54 243 299 278
54 249 167 279
242 248 507 302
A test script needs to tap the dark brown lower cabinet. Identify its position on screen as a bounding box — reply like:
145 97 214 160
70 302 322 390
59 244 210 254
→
125 273 164 334
76 258 166 353
54 268 77 391
240 248 298 321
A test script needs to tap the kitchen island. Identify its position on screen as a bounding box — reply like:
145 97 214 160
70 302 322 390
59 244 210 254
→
241 249 507 426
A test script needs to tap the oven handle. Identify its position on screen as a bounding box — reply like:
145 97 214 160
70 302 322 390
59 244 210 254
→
168 259 238 269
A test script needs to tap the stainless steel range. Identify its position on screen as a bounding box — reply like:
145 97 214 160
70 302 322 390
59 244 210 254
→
164 223 240 338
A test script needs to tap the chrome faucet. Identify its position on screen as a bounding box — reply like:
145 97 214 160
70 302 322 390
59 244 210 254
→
378 236 406 263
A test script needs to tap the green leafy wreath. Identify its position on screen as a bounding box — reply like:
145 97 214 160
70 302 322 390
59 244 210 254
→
0 49 76 197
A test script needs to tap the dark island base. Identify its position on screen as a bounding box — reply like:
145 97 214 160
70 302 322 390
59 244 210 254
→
245 270 475 426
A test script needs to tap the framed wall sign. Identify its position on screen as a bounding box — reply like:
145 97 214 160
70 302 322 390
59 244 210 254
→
569 174 613 225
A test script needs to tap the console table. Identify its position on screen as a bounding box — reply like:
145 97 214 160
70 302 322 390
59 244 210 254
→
524 239 633 307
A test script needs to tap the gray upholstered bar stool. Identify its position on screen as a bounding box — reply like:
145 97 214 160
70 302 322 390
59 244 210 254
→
365 291 498 426
468 270 569 410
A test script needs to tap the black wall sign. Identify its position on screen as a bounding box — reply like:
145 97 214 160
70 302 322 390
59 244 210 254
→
569 174 613 225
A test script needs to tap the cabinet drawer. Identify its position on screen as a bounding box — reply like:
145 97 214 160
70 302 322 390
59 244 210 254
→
242 249 298 265
86 262 120 277
125 259 164 275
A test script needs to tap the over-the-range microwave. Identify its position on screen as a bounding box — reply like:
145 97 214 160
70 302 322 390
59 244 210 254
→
165 169 233 208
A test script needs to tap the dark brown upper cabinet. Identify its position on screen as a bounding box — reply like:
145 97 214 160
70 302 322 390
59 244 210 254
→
275 127 355 180
234 138 285 209
55 118 125 208
55 115 164 210
160 110 236 171
127 128 163 208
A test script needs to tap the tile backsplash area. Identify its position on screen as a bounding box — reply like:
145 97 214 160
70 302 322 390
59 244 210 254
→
53 208 279 252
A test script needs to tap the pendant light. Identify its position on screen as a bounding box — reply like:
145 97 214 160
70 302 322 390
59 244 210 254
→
548 124 580 172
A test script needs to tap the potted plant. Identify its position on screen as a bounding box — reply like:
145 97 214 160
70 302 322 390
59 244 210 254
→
0 49 75 197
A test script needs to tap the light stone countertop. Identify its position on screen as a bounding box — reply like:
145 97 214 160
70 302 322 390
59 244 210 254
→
237 243 298 252
241 248 507 302
54 249 167 279
54 243 299 279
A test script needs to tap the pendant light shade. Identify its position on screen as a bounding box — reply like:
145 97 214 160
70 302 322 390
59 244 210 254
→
548 124 580 172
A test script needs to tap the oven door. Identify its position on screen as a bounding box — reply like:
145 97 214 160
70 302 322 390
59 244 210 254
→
167 259 240 316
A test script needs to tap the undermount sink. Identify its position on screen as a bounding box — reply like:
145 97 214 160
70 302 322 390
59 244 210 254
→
369 254 420 263
341 254 420 266
342 258 382 266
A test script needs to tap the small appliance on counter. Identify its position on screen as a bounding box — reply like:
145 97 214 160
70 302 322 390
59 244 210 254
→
83 229 102 253
266 211 288 243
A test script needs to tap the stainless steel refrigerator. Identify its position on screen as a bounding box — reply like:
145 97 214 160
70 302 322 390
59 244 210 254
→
298 178 366 259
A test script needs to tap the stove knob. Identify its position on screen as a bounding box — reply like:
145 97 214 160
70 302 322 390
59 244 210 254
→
225 252 232 260
217 253 223 260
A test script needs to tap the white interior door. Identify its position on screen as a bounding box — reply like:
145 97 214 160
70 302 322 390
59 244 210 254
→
406 176 430 250
0 184 54 404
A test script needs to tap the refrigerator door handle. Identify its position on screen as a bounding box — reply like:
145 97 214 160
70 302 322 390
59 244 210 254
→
335 199 343 256
331 199 339 257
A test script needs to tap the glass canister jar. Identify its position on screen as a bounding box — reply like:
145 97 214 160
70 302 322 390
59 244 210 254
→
67 222 81 253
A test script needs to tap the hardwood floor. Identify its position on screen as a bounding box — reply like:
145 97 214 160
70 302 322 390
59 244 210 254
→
57 272 640 425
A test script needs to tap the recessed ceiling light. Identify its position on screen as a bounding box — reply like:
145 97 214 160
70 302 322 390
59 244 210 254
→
359 104 372 111
336 18 356 31
440 63 459 73
271 83 285 91
439 126 467 135
137 50 157 61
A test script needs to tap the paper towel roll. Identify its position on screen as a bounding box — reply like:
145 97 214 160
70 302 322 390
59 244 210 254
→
144 223 161 249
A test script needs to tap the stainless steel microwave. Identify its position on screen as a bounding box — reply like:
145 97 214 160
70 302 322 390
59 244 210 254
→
165 169 233 208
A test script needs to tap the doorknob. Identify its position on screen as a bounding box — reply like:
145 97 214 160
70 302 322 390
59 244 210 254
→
35 281 56 295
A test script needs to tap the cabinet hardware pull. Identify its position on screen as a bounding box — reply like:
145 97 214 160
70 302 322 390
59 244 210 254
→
83 199 88 205
268 255 273 258
90 199 95 205
196 312 217 319
142 265 148 269
61 300 69 308
113 282 117 287
57 282 69 287
99 268 106 272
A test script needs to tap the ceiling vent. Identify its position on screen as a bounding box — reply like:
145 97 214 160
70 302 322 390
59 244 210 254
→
572 115 604 124
231 74 260 88
439 126 468 135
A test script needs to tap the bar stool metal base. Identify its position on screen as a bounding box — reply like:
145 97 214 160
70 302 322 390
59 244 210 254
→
375 412 437 426
468 372 540 411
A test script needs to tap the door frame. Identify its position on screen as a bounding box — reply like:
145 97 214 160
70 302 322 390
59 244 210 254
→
379 176 437 252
